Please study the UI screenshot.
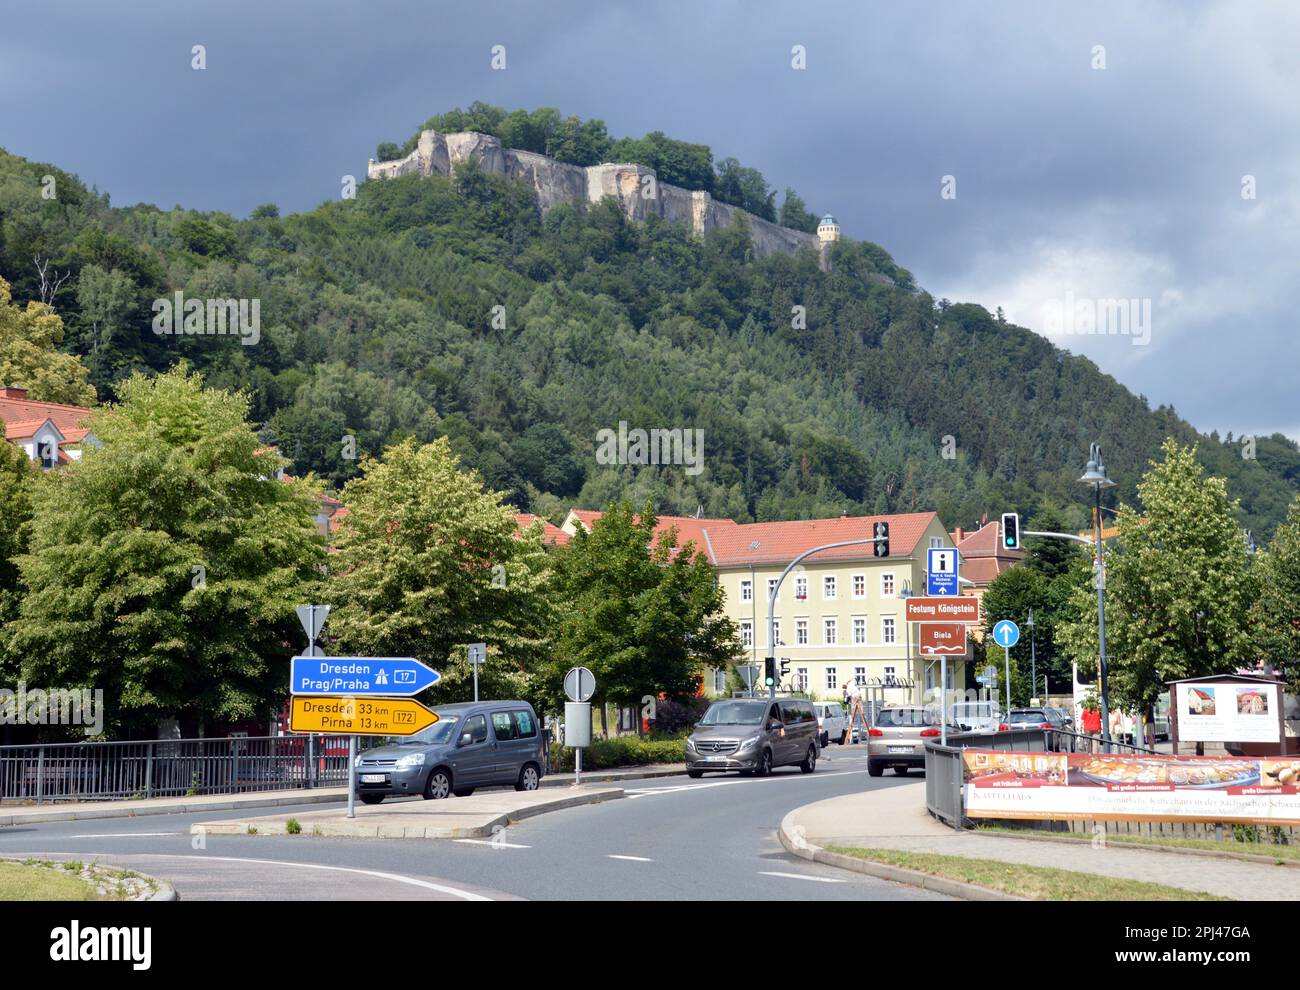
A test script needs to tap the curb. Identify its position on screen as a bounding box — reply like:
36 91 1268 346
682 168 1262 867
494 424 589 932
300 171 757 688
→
777 811 1022 901
149 883 179 901
197 787 625 840
980 827 1300 869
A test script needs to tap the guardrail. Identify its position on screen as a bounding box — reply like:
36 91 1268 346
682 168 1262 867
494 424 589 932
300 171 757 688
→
923 727 1160 828
0 735 377 804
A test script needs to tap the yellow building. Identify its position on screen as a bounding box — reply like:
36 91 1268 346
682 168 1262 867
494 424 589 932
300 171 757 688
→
699 512 964 706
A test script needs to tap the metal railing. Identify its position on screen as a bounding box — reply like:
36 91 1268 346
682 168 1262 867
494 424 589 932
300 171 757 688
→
0 734 372 804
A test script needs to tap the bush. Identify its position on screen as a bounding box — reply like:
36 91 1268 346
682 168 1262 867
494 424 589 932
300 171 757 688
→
550 735 686 773
649 696 709 735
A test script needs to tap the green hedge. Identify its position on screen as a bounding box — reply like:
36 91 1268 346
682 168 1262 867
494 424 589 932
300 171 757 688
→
549 735 686 772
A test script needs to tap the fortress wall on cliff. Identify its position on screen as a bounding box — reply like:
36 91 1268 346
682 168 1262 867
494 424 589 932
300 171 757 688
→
368 130 825 262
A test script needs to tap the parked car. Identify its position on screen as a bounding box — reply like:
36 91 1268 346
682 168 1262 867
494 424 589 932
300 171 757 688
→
813 702 847 747
867 705 950 776
951 701 1003 733
1007 707 1074 750
353 700 545 803
686 698 820 778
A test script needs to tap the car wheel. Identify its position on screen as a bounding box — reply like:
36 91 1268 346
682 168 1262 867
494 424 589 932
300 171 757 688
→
868 761 884 777
800 744 817 774
687 769 704 779
893 766 909 776
453 787 475 797
359 793 385 805
515 763 540 792
820 731 829 748
756 750 772 777
423 768 452 800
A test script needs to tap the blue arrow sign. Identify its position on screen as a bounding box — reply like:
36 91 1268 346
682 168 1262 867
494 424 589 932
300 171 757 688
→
992 620 1020 649
290 657 440 696
927 547 960 596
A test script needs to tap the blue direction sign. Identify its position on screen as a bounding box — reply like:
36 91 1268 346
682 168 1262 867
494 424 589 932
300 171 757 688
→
290 656 440 697
991 620 1020 650
927 547 960 596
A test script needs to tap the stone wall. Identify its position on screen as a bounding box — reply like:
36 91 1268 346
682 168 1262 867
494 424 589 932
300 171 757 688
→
368 130 827 263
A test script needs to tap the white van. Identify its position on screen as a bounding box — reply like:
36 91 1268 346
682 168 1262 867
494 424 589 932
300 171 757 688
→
813 702 848 747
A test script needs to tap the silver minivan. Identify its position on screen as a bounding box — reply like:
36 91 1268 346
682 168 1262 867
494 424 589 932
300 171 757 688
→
354 700 545 803
686 698 820 778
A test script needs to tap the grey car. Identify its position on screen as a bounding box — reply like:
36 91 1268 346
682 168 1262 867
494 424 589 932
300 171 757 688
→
685 698 820 778
353 701 545 803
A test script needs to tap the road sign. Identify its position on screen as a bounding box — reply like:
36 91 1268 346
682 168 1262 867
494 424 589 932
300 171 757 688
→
737 664 759 689
290 656 439 696
992 620 1021 649
289 695 439 736
920 623 968 656
904 596 980 624
926 548 959 596
466 642 486 665
564 666 596 703
296 604 330 641
977 664 997 685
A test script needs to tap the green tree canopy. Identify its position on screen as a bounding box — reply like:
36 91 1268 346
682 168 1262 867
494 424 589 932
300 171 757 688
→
7 365 325 735
0 275 96 405
1249 495 1300 692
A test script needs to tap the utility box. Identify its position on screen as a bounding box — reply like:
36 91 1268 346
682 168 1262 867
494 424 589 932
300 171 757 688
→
564 702 592 747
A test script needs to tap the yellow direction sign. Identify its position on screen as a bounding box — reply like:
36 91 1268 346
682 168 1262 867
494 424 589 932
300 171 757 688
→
289 695 439 737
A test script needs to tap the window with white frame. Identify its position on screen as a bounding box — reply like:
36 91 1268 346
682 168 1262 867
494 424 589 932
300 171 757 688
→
794 575 808 600
796 619 809 645
739 621 753 647
824 617 837 644
881 573 895 597
767 578 779 603
796 667 808 692
852 573 866 599
823 575 836 600
854 666 866 686
852 617 866 644
884 664 896 681
826 667 838 691
882 616 896 644
930 537 943 549
740 579 753 603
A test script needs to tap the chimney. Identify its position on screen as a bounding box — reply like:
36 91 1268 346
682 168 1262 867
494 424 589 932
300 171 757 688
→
951 527 965 544
1 385 28 400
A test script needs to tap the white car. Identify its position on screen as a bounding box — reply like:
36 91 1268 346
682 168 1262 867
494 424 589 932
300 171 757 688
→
813 702 848 747
951 701 1003 734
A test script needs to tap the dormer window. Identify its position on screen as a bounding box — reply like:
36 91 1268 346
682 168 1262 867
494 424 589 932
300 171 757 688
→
37 440 57 469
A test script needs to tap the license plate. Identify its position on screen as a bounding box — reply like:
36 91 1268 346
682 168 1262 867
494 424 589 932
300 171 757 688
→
360 774 386 783
888 746 911 754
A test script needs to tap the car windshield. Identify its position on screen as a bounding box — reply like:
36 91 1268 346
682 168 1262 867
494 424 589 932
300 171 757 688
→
875 707 937 727
402 715 461 745
699 701 768 726
1009 710 1047 723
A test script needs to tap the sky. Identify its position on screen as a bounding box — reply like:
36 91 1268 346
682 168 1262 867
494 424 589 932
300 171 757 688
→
3 0 1296 442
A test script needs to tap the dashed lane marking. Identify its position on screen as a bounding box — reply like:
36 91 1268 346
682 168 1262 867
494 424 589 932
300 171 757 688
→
758 871 846 884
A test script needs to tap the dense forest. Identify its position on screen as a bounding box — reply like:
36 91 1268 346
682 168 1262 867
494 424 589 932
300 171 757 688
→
1 108 1297 538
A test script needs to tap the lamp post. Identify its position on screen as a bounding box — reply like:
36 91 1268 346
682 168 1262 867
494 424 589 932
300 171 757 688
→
1079 443 1116 750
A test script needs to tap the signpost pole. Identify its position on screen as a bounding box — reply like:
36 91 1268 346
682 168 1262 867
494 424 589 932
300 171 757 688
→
347 735 356 819
940 655 948 747
1005 642 1012 719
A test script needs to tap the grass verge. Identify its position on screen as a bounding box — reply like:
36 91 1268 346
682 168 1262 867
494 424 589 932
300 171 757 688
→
976 825 1300 864
825 846 1227 901
0 860 115 901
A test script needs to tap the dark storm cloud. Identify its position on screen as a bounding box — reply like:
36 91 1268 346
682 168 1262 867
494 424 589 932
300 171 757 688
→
2 0 1295 439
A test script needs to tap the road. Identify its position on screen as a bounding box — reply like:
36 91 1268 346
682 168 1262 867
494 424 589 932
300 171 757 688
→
0 751 947 901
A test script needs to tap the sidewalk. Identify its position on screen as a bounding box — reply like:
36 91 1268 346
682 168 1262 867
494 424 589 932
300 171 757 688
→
780 782 1300 901
198 785 624 839
0 764 685 828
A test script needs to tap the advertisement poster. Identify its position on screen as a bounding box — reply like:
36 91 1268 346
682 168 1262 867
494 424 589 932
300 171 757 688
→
1175 681 1280 743
963 750 1300 825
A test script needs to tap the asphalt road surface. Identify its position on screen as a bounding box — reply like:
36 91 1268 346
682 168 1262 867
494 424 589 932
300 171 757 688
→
0 751 948 901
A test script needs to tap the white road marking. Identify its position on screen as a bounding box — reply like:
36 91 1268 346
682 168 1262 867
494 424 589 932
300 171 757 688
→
77 853 494 901
453 838 531 849
607 854 653 862
69 832 183 838
759 871 846 884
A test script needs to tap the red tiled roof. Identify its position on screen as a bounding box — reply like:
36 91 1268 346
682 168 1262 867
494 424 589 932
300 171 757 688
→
703 512 939 568
961 557 1015 586
3 418 52 441
0 395 93 440
567 510 736 558
515 513 569 546
955 520 1023 559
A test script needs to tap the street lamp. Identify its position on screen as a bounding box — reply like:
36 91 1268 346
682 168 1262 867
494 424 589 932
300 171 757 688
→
1080 443 1117 749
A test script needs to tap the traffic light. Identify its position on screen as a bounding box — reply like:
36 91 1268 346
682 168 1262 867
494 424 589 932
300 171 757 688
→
779 657 790 679
1001 512 1020 550
873 520 890 557
764 657 776 688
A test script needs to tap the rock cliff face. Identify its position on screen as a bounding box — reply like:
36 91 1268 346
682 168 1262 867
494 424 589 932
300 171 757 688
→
369 130 828 264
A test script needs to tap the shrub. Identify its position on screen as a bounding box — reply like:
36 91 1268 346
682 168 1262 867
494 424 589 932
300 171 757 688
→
649 696 709 735
286 818 302 835
549 735 686 773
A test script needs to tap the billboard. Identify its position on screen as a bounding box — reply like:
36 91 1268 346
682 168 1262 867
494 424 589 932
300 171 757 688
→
963 749 1300 825
1174 681 1280 744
